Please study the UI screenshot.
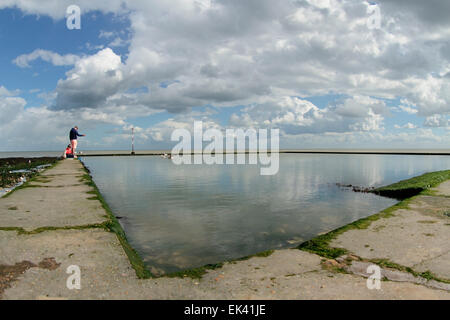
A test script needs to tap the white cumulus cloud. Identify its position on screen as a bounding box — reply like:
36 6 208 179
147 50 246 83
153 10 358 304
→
13 49 81 68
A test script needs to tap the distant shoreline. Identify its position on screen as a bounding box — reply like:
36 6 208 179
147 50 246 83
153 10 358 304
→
77 149 450 157
2 149 450 158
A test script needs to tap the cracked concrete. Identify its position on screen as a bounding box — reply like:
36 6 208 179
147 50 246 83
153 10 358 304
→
331 197 450 280
0 159 449 299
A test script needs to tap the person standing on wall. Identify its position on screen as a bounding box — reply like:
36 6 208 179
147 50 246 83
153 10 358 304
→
69 126 86 158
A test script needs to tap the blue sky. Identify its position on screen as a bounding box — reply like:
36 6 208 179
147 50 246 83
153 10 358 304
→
0 1 449 151
0 8 129 107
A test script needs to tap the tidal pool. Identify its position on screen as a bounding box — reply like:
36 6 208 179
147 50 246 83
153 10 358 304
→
81 154 450 275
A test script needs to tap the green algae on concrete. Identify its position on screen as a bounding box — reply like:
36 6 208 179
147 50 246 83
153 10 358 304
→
372 170 450 199
297 197 413 259
1 161 60 199
0 222 110 235
164 250 275 279
367 258 450 284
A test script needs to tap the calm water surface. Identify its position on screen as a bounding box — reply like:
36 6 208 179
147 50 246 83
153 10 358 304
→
81 154 450 274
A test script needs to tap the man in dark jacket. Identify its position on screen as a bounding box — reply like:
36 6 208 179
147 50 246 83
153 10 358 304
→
69 126 85 158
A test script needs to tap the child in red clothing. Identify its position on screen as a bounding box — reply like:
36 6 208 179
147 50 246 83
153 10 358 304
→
63 144 74 159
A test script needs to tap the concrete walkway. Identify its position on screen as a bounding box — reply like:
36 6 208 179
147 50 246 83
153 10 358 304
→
0 160 449 299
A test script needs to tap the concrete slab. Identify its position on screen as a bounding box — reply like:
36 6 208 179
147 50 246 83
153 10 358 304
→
331 209 449 273
413 251 450 280
0 188 108 231
0 161 108 231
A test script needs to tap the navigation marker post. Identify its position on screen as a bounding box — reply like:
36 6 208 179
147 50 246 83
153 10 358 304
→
131 127 135 155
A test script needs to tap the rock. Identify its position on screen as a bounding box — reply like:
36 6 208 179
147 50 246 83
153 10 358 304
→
347 254 360 261
323 259 346 270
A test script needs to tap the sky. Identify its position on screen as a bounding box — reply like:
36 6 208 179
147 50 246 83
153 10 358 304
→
0 0 450 151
